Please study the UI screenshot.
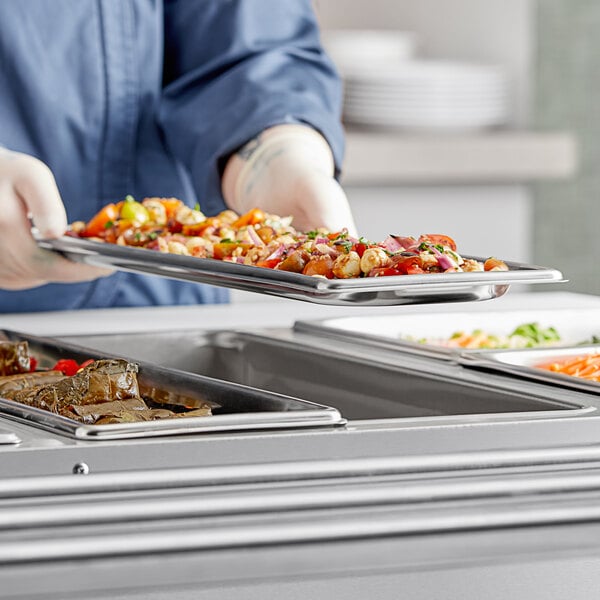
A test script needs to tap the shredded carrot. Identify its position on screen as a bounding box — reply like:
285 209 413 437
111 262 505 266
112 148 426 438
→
536 353 600 381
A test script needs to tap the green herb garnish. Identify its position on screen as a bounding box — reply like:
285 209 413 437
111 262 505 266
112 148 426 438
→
336 240 353 253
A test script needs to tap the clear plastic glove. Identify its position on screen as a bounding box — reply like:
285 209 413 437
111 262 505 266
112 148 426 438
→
0 148 112 290
222 124 357 236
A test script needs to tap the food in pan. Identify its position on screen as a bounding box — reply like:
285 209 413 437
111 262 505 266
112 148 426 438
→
0 342 213 424
536 353 600 382
407 322 562 350
0 341 31 375
68 196 508 279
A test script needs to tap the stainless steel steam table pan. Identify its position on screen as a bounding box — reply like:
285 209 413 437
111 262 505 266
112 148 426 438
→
0 330 345 440
460 345 600 395
38 236 564 306
295 307 600 362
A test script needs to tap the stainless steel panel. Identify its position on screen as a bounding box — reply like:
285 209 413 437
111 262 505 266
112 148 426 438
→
0 428 20 445
38 236 564 306
64 330 593 420
0 331 344 440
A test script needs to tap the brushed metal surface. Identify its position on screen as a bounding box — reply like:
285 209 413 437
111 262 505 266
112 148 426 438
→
65 329 592 421
0 331 344 440
38 236 564 306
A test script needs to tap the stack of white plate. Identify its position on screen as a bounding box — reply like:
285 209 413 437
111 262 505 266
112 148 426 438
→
343 61 510 132
322 30 419 75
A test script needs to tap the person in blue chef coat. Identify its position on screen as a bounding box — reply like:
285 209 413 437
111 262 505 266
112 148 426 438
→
0 0 356 312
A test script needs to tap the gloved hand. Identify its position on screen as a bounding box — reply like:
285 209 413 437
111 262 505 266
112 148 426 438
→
0 148 112 290
222 124 358 236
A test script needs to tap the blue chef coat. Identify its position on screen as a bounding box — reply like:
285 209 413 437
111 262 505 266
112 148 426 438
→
0 0 343 312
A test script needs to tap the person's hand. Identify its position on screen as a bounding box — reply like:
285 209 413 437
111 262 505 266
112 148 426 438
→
0 148 112 290
222 125 357 236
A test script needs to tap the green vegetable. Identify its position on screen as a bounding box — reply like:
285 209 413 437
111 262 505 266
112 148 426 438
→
120 197 150 224
578 335 600 345
336 240 353 253
510 322 561 347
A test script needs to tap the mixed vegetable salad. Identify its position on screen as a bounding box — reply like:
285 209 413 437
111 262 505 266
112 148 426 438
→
68 196 508 279
408 322 563 350
408 322 600 350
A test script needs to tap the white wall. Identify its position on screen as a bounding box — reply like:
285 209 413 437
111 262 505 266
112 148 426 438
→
347 184 532 263
315 0 534 126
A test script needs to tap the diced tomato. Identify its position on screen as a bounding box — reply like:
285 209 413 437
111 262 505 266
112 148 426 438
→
256 226 275 243
166 219 183 234
353 242 368 258
419 234 457 251
256 258 281 269
231 208 266 228
369 260 423 277
302 255 334 278
29 357 38 372
212 242 252 260
81 204 119 237
52 359 83 376
276 250 309 273
159 198 185 220
369 267 402 277
50 358 95 376
182 217 219 237
390 254 425 275
484 257 509 272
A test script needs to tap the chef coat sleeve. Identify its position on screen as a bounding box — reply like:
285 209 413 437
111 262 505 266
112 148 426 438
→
158 0 344 216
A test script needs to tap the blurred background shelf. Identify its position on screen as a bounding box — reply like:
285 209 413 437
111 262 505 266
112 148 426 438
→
342 130 578 185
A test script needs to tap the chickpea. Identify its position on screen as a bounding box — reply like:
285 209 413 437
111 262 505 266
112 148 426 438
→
244 247 263 265
360 247 390 274
186 237 213 258
141 199 168 226
217 209 239 224
69 221 86 234
332 251 361 279
462 258 484 272
167 240 190 255
175 205 206 226
218 227 236 241
155 237 169 253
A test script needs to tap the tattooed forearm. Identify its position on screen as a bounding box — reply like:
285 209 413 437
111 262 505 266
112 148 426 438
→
237 136 287 197
237 135 263 161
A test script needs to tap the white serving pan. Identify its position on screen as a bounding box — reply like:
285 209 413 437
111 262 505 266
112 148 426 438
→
294 308 600 361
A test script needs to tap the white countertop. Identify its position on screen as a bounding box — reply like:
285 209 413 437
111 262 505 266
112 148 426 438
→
343 130 578 185
0 291 598 337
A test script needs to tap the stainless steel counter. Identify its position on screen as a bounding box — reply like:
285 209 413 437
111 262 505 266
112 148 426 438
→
2 291 600 599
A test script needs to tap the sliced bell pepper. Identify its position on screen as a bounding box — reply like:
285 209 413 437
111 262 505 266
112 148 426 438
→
81 203 119 237
231 208 266 228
